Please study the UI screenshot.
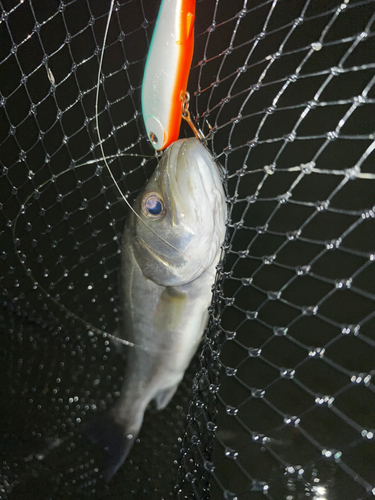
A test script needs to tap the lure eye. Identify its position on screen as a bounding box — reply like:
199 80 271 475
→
141 192 165 220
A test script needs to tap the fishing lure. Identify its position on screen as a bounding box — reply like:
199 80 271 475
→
141 0 196 151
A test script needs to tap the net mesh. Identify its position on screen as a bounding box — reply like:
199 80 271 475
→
1 0 375 498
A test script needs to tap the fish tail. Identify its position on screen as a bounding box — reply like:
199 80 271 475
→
82 415 137 481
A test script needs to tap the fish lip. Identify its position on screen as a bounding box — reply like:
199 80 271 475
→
166 138 218 222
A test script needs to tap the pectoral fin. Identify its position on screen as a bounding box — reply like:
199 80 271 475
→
154 384 179 410
153 287 187 332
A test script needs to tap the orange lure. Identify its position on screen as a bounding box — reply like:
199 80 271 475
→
141 0 196 151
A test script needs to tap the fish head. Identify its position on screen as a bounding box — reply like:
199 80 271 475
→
128 138 226 286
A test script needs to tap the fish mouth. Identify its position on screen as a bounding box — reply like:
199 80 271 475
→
166 138 221 223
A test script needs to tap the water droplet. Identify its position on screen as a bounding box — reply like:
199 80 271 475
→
262 255 275 264
246 194 257 203
287 230 300 240
326 238 341 250
185 472 196 483
224 447 238 459
311 42 322 51
302 305 318 316
315 200 330 211
231 114 241 124
225 331 236 340
241 277 253 286
209 384 219 394
251 480 269 492
273 326 288 336
248 347 261 357
190 435 200 445
278 192 291 203
256 224 268 234
327 131 338 141
345 166 360 179
18 150 27 162
206 421 217 432
264 164 275 175
246 311 258 320
362 209 375 219
330 66 342 76
293 16 304 27
322 449 342 461
334 278 352 290
225 367 237 377
204 460 215 472
252 389 265 398
315 394 334 406
361 430 374 439
267 291 281 300
296 265 310 276
238 249 248 258
322 449 332 458
341 324 360 335
350 373 371 385
256 31 266 41
265 106 275 114
226 406 238 416
308 347 325 358
280 368 295 379
284 132 296 142
284 415 300 426
300 161 315 174
252 432 269 443
308 99 319 109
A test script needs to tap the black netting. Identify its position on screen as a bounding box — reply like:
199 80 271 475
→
1 0 375 499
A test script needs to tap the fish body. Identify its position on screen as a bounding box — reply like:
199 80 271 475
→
89 138 226 479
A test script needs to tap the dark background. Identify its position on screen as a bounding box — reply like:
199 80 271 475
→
1 0 375 498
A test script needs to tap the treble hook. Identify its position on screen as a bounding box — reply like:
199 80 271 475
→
180 91 205 142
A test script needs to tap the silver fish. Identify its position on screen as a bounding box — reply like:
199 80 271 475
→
87 138 226 479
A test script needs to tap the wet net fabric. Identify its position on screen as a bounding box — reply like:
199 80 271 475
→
1 0 375 499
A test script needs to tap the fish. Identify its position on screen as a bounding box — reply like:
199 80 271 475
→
85 137 226 479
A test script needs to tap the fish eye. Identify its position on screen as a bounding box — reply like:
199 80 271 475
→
141 192 165 220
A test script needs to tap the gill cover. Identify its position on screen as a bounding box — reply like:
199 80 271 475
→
141 0 196 150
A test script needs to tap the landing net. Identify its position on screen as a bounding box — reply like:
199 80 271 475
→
1 1 374 498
